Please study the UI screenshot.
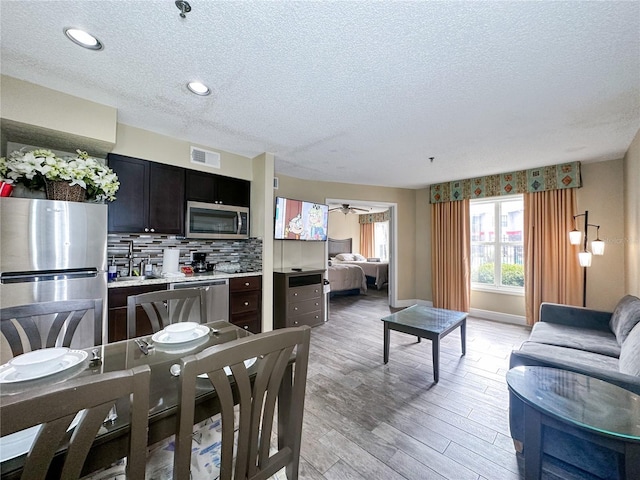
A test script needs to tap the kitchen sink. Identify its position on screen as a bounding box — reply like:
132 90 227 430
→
115 275 149 282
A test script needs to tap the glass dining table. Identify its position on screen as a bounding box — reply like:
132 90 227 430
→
0 320 255 479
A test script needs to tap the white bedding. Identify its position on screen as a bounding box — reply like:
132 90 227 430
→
327 263 367 293
332 259 388 289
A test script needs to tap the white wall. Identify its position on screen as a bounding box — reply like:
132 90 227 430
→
624 128 640 297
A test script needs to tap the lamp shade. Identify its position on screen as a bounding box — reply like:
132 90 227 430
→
569 229 582 245
578 251 592 267
592 239 605 255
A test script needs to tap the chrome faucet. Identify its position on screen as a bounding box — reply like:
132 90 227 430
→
127 241 134 277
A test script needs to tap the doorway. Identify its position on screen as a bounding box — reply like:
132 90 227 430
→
325 198 397 307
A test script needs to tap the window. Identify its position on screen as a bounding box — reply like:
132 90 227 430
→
374 221 389 261
470 196 524 292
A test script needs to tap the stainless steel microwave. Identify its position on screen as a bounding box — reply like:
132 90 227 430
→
186 201 249 239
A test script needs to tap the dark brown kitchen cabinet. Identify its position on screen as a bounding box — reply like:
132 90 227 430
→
229 276 262 334
107 154 185 234
186 170 250 207
107 284 167 342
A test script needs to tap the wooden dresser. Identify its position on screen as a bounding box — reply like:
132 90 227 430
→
273 268 325 329
229 275 262 333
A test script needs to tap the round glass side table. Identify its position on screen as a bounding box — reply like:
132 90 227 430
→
506 366 640 480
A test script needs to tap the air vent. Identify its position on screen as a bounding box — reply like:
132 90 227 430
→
190 147 220 169
273 177 279 189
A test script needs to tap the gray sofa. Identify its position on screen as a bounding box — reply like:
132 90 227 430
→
509 295 640 479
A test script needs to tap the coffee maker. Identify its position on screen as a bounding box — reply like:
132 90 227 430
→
191 252 207 273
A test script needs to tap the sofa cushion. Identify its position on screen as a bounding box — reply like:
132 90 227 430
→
529 322 621 358
517 341 620 373
619 323 640 376
609 295 640 345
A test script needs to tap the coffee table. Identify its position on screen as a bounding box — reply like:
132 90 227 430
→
507 366 640 479
381 305 467 382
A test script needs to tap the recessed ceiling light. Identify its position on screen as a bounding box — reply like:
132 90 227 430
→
64 28 103 50
187 81 211 96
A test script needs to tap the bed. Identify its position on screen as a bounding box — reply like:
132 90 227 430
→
327 238 367 296
328 237 389 290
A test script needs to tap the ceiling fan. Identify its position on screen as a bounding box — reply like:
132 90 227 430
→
329 204 370 215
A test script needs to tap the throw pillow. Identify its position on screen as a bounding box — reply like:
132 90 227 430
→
619 322 640 376
335 253 355 261
609 295 640 345
353 254 367 261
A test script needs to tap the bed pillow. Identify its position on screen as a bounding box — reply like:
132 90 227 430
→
353 254 367 261
336 253 355 261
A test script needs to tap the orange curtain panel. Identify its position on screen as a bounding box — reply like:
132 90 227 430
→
431 199 470 312
359 222 375 258
524 189 582 325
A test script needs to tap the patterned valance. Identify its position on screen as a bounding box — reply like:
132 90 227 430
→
430 161 581 203
359 210 390 224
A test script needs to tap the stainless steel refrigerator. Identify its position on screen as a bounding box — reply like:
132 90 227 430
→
0 197 108 348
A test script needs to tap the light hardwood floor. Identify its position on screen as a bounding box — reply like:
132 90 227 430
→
294 290 589 480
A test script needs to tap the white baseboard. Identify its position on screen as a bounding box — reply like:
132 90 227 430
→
469 307 527 325
389 300 526 326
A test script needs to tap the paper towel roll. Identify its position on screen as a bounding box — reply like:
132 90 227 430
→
162 248 180 274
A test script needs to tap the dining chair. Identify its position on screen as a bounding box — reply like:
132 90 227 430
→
0 298 103 358
126 287 207 338
174 325 311 480
0 364 151 480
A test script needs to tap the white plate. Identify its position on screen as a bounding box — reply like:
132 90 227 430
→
153 336 209 355
152 324 210 345
0 350 88 384
198 357 257 378
9 347 70 376
0 411 82 462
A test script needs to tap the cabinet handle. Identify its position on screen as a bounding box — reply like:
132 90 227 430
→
243 325 249 330
144 228 149 232
293 293 298 296
150 228 155 233
314 315 319 319
244 301 249 306
244 282 250 286
314 289 319 293
294 307 298 311
294 321 299 325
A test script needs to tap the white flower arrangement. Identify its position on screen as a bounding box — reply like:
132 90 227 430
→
0 148 119 202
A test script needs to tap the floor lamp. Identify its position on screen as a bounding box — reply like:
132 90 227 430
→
569 210 605 307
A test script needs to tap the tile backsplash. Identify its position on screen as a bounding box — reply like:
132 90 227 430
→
107 234 262 274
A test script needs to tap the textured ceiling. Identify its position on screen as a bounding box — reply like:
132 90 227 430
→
1 1 638 189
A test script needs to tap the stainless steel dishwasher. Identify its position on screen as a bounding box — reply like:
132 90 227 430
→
169 278 229 323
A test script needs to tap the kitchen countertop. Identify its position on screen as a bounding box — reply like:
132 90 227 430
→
107 271 262 288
